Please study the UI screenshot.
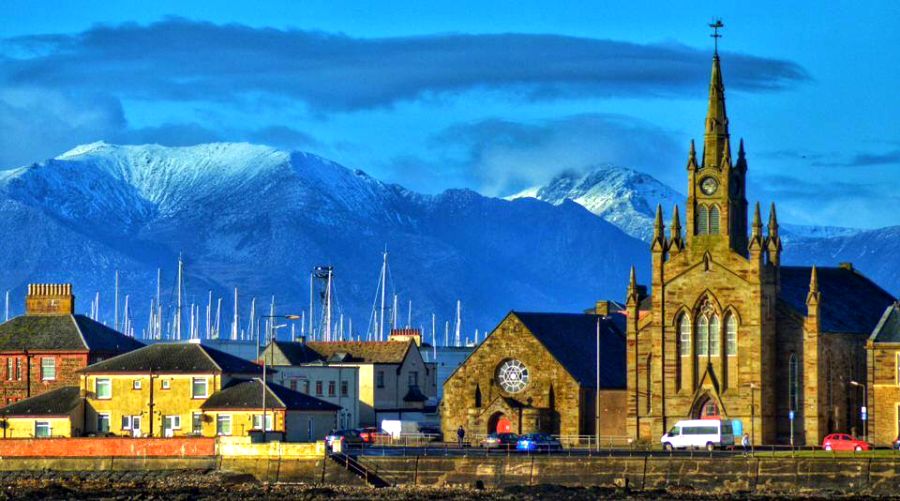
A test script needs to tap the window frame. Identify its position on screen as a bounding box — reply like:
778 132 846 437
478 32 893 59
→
709 205 720 234
122 415 132 430
133 379 142 390
252 413 274 431
341 380 349 397
328 380 336 397
678 314 691 357
97 412 111 433
161 379 171 390
216 415 233 436
40 357 56 381
95 378 112 400
376 370 385 388
697 205 709 235
708 315 720 356
192 412 203 435
697 316 709 357
191 377 209 399
35 421 52 438
315 381 323 396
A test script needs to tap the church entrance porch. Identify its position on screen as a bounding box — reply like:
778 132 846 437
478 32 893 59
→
488 412 512 434
691 395 722 420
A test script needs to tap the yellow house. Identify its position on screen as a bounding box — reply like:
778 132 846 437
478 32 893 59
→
81 342 264 437
201 378 340 442
0 386 84 438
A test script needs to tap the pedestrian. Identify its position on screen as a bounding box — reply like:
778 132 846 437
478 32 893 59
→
741 433 750 453
457 426 466 448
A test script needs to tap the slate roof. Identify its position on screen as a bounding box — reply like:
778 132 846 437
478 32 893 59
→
82 342 263 374
201 378 340 412
779 266 896 334
870 302 900 344
0 314 144 353
304 340 412 364
513 311 626 389
262 341 327 366
0 386 82 417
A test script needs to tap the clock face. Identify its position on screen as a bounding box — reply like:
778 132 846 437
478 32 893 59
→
700 177 719 196
497 359 529 393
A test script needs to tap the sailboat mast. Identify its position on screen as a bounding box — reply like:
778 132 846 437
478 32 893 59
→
407 300 412 328
309 273 314 340
215 297 222 339
4 290 9 321
206 290 212 339
232 288 239 341
156 268 162 339
176 254 183 340
324 269 333 342
114 270 119 331
249 297 257 342
454 300 461 347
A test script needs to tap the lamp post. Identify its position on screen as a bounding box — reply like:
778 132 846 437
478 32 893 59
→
849 380 868 443
750 382 757 453
260 314 301 442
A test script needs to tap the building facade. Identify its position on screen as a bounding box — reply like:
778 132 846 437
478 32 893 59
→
866 302 900 444
0 284 143 405
626 49 895 446
441 311 626 442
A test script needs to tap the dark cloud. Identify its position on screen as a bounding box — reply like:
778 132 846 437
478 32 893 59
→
113 122 222 146
840 149 900 167
387 113 681 195
1 18 809 112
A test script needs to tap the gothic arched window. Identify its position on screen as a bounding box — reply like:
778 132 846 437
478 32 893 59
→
725 314 738 356
789 354 799 412
474 384 482 408
709 315 720 356
697 205 709 235
697 316 709 356
709 206 721 234
678 314 691 357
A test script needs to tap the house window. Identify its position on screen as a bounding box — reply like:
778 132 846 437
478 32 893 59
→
122 416 131 430
6 358 12 380
289 379 297 391
35 421 52 438
40 357 56 381
708 315 720 356
252 414 274 431
192 413 203 435
726 314 738 356
315 381 323 396
133 379 142 390
216 415 232 436
697 316 709 357
328 381 336 397
161 379 171 390
165 415 182 430
97 413 110 433
408 371 418 387
15 358 21 380
376 371 385 388
341 381 349 397
302 380 310 394
95 378 112 399
678 314 691 356
192 377 209 398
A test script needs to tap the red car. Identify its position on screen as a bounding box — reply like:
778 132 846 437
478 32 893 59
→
822 433 871 452
358 427 388 443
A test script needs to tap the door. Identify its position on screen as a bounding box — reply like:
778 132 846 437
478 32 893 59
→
131 416 142 438
163 416 175 438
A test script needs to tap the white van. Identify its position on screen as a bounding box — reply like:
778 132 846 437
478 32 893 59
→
660 419 734 451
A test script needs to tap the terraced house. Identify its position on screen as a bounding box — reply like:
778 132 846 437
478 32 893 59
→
0 284 143 405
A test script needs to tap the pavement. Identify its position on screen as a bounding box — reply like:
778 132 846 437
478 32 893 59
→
345 444 754 458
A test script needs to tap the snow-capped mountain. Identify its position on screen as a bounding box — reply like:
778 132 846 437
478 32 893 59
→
507 166 683 242
0 142 648 337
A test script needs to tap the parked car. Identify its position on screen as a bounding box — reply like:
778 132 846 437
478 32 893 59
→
822 433 871 452
357 427 388 443
480 432 519 449
326 429 364 449
660 419 735 451
516 433 562 452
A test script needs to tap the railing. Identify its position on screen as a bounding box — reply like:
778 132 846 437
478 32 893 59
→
369 433 442 447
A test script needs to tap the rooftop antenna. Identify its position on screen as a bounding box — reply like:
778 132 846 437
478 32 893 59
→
709 18 724 55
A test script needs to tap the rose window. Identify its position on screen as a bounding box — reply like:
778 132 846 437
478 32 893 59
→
497 359 529 393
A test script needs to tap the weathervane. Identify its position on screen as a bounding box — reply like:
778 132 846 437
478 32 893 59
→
709 19 724 55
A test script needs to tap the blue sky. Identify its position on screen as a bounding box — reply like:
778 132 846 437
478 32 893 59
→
1 0 898 228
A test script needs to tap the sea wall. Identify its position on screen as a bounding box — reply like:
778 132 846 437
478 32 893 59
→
0 437 215 457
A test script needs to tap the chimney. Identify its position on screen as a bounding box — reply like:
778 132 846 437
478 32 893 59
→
25 283 75 316
839 262 854 271
389 328 422 346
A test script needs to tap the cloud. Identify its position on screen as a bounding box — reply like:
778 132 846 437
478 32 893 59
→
113 122 222 146
247 126 319 150
0 18 809 113
840 149 900 167
387 113 681 195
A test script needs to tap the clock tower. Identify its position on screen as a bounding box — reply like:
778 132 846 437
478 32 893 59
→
685 52 749 256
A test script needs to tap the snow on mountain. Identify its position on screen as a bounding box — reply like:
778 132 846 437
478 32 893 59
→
507 165 683 241
0 143 648 336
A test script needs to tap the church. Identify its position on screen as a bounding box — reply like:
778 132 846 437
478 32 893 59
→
625 45 896 446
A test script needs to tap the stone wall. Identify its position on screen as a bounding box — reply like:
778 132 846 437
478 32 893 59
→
0 437 215 457
1 353 88 403
869 342 900 445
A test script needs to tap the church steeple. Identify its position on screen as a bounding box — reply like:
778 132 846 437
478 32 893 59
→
703 53 730 169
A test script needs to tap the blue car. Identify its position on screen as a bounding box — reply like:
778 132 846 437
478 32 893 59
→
516 433 562 452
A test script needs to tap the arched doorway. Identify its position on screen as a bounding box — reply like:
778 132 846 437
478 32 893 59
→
691 395 721 420
487 412 512 433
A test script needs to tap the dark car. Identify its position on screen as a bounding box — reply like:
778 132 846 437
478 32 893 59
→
326 429 364 449
357 427 388 443
516 433 562 452
480 432 519 449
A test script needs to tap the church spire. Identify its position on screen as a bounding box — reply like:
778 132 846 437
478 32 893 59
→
806 265 821 305
766 202 782 266
627 265 638 300
651 204 666 253
703 34 730 169
687 140 698 171
669 205 684 252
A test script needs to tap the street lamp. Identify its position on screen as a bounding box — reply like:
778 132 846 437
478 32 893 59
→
849 380 868 443
749 382 757 453
259 314 302 442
